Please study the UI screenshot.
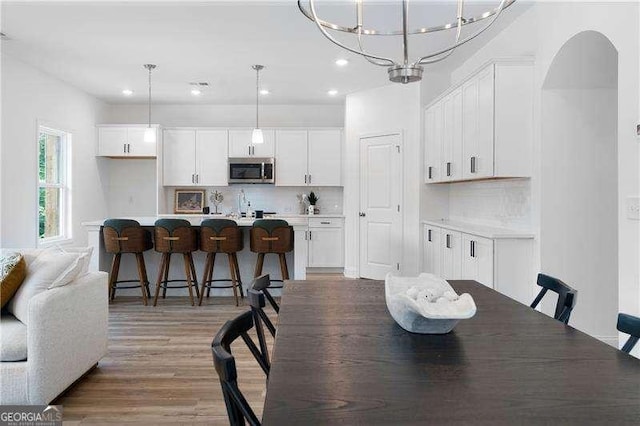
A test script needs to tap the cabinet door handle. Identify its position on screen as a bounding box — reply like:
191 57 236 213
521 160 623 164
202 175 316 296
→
470 240 476 258
428 229 432 242
320 221 331 225
428 166 432 180
446 162 451 177
191 174 195 184
308 174 312 184
196 174 199 184
471 156 477 174
123 143 126 154
309 231 312 240
127 143 131 153
446 234 451 249
304 174 307 184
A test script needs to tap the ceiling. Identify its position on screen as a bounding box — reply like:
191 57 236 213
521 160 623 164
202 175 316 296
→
1 1 530 105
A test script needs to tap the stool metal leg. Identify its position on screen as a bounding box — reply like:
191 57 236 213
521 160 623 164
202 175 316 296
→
135 253 148 306
183 254 195 306
109 253 121 301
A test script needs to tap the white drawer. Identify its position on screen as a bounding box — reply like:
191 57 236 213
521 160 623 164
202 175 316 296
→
309 218 343 228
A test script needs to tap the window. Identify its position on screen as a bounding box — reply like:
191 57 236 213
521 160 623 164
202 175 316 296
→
38 126 71 244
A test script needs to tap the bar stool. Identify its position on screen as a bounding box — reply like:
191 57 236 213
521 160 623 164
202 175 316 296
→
103 219 153 305
250 219 293 287
153 219 200 306
198 219 244 306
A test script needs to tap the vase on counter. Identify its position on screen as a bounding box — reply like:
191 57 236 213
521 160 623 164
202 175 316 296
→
307 205 315 215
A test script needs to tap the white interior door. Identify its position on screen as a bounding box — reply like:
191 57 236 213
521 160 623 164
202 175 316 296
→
359 133 402 280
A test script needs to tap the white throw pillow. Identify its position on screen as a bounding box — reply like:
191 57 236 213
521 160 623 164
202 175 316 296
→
7 252 78 324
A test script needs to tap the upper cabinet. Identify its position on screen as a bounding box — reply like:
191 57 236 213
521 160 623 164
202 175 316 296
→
163 129 228 186
275 129 342 187
97 126 158 158
424 60 533 183
228 129 275 158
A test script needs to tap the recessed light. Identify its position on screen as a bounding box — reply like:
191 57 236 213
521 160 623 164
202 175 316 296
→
260 89 270 95
335 59 349 67
327 89 338 96
191 88 202 96
122 89 134 96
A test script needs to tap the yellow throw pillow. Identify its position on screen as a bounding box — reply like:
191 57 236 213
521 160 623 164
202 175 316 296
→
1 252 27 309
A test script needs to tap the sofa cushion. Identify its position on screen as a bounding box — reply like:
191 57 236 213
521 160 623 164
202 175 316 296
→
0 313 27 361
7 252 78 324
1 252 27 309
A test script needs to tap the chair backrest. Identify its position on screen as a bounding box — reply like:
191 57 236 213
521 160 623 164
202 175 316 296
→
251 274 279 313
530 273 578 324
617 313 640 354
103 219 152 253
154 219 197 253
250 220 293 254
200 219 243 253
212 311 267 426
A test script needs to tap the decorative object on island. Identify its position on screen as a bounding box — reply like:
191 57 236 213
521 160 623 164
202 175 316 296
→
385 273 476 334
209 190 224 214
307 191 318 215
143 64 157 143
251 64 265 144
174 189 205 214
297 193 307 214
297 0 513 84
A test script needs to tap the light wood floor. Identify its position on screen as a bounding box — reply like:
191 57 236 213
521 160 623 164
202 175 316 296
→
56 274 351 425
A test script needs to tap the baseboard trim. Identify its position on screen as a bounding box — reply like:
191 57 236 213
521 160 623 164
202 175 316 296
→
344 267 358 279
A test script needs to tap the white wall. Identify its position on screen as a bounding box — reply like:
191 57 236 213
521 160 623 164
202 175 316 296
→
1 54 108 247
344 83 440 278
102 103 344 128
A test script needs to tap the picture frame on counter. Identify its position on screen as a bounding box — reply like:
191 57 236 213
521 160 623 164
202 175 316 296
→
174 189 205 214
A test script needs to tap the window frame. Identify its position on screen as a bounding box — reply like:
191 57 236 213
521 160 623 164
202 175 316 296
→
37 123 72 246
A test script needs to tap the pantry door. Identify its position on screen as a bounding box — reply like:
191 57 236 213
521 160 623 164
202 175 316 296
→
359 133 403 279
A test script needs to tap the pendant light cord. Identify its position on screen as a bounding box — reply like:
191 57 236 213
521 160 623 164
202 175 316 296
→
255 67 260 129
148 66 152 129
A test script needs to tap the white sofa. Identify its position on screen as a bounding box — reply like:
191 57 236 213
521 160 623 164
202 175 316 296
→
0 270 108 404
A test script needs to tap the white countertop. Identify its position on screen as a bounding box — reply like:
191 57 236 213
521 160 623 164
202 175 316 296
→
422 219 534 239
82 214 344 228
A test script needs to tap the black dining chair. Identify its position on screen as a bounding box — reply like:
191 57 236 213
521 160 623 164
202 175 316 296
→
251 274 279 314
617 313 640 354
212 311 268 426
530 273 578 324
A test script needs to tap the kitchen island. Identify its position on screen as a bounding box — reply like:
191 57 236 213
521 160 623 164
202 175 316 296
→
83 215 341 296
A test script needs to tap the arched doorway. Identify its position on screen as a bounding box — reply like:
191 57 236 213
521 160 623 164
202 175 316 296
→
541 31 619 345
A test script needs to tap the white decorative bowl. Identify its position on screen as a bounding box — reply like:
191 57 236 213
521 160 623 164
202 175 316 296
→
385 273 477 334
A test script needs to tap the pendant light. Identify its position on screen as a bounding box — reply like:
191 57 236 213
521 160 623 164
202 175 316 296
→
251 64 265 144
143 64 157 143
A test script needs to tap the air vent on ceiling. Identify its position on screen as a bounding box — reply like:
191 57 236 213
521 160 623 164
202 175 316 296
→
189 82 210 87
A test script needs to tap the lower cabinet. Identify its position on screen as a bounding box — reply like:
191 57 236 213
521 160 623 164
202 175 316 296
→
422 223 533 304
307 218 344 268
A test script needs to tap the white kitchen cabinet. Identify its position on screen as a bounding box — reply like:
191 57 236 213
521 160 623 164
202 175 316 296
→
441 230 462 280
422 220 534 305
228 129 275 158
441 88 463 182
462 64 494 179
163 129 228 186
424 103 442 182
307 218 344 268
308 129 342 186
461 234 494 288
275 130 308 186
97 126 158 158
424 60 533 183
276 129 342 187
423 225 441 277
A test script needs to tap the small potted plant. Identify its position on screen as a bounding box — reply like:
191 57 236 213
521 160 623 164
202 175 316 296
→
307 191 319 215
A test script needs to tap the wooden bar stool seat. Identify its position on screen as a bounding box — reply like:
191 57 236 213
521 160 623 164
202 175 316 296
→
153 219 200 306
198 219 244 306
103 219 153 305
250 219 294 288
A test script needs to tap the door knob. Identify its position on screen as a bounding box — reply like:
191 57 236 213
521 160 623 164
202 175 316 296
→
359 212 366 217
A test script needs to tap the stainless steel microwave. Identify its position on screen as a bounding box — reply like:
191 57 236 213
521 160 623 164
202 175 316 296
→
228 157 275 184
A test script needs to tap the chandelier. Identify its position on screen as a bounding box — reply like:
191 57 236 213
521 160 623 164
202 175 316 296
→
298 0 515 84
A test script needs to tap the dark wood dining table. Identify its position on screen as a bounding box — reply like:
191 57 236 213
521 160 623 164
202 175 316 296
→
262 279 640 425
